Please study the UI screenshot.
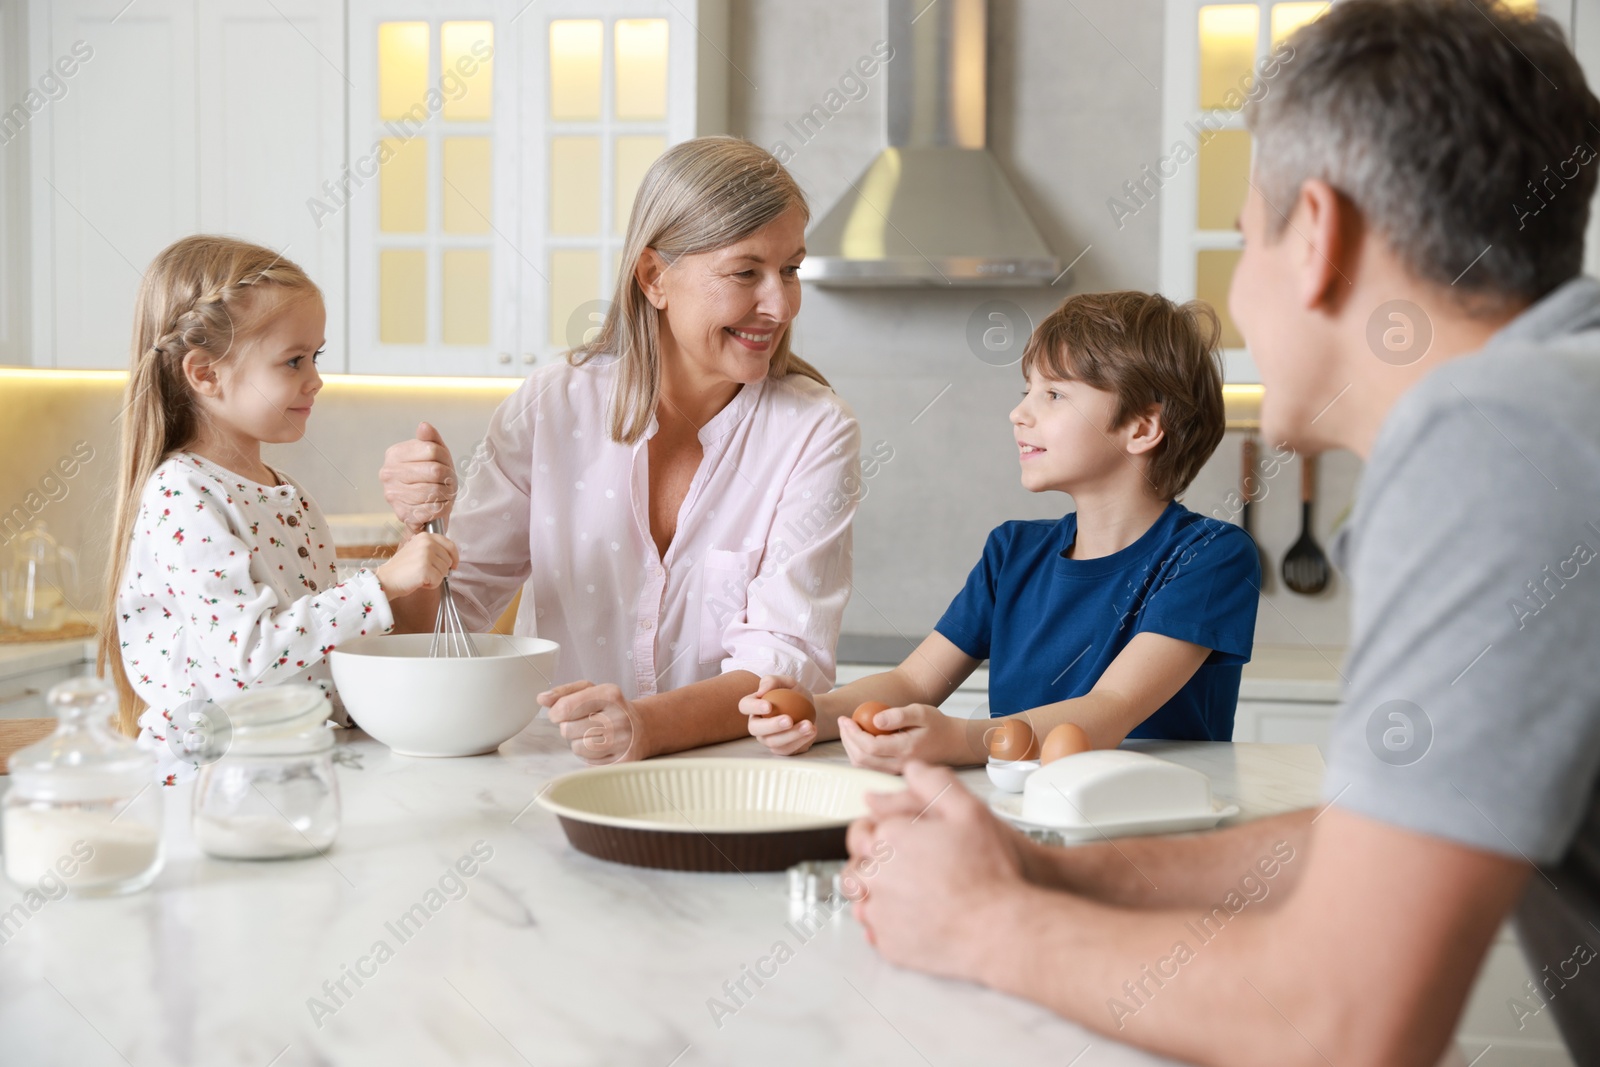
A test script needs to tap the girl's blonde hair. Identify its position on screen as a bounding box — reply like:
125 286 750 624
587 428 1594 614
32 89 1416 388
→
571 136 828 443
98 235 320 736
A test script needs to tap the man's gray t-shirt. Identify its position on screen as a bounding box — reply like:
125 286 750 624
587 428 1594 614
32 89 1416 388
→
1322 276 1600 1057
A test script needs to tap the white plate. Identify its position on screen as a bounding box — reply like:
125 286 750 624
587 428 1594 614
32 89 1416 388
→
988 791 1240 842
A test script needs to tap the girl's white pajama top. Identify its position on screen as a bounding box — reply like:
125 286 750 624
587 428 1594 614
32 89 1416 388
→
115 452 393 783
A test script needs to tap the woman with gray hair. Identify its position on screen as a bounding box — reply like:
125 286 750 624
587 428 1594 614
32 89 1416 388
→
380 137 860 763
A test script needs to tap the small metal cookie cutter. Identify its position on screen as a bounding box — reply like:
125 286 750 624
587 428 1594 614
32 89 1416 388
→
787 859 847 907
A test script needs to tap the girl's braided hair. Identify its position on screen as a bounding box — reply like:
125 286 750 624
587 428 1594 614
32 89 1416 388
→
98 235 321 735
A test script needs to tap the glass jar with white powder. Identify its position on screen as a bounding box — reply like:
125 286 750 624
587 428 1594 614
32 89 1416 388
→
3 676 163 895
192 685 340 860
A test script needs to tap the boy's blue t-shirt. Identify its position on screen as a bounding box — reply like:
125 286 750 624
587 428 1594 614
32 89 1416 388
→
934 501 1261 741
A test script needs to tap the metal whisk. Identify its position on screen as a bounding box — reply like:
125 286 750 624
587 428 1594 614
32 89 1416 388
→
425 517 479 658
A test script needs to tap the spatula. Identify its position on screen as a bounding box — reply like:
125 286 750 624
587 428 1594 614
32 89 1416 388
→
1282 455 1331 595
1240 437 1270 592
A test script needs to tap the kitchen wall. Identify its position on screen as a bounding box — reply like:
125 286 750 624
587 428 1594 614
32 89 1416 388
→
0 0 1369 654
726 0 1359 651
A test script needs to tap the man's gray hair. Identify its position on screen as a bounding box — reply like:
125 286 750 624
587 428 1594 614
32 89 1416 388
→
1246 0 1600 311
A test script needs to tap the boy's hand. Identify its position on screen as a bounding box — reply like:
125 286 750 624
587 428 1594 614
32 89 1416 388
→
739 675 818 756
838 703 967 772
381 422 456 532
375 532 458 598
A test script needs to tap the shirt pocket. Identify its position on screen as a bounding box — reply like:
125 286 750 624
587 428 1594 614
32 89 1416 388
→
698 547 761 664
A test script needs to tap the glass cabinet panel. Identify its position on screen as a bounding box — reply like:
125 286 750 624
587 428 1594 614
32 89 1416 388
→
442 250 491 345
1270 2 1328 44
380 250 427 344
441 21 494 122
442 137 492 234
614 135 665 233
550 20 603 121
1196 249 1245 349
1198 5 1258 110
378 22 428 121
379 138 427 233
1197 129 1252 231
549 249 600 348
614 19 669 120
550 136 601 235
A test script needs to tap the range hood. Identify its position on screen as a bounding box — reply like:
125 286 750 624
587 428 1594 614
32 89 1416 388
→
800 0 1061 288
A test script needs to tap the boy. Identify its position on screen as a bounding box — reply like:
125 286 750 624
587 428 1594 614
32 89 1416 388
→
741 290 1260 771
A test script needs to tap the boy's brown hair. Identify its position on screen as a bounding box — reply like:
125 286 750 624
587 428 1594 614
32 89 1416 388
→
1020 291 1226 501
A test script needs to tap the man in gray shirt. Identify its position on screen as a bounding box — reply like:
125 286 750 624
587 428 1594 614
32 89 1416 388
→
844 1 1600 1064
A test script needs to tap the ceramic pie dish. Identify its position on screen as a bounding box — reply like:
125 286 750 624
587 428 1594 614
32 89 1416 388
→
537 758 905 872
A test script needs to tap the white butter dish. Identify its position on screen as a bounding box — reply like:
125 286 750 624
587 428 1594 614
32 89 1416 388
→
988 750 1239 841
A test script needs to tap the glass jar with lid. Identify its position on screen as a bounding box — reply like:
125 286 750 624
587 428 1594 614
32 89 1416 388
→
192 684 341 860
3 676 163 895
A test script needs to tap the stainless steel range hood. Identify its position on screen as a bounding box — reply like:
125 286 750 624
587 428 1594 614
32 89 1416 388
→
800 0 1061 288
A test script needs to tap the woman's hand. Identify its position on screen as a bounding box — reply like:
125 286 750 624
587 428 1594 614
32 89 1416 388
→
539 680 651 764
374 532 458 598
836 702 971 773
381 422 456 533
739 675 819 756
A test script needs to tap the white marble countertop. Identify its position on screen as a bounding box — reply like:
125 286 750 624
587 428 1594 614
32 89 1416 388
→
0 722 1323 1067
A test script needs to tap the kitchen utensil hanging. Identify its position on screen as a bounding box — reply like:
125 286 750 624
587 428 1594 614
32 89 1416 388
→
1240 437 1270 593
1281 455 1331 595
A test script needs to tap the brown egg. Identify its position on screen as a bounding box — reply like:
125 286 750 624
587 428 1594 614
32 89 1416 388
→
1040 723 1092 765
762 688 815 725
852 701 894 736
988 717 1040 762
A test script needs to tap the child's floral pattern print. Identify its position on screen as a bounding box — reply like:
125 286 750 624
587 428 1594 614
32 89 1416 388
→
117 454 394 784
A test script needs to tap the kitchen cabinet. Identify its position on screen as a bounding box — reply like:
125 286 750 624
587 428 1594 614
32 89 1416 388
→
26 0 196 371
1231 697 1335 747
12 0 727 375
345 0 727 376
24 0 344 370
196 0 348 370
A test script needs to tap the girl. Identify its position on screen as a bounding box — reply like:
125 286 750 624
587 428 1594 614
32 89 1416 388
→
97 235 457 784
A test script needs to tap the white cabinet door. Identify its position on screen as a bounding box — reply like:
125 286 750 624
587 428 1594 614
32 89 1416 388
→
345 0 522 377
514 0 725 367
1232 698 1337 749
31 0 196 369
196 0 348 371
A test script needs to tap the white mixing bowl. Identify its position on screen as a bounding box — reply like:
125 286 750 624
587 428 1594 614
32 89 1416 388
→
329 633 559 757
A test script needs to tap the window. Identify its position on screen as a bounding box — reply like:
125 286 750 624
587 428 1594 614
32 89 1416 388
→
538 16 670 353
1160 0 1556 381
347 0 712 376
1159 1 1329 382
376 19 496 348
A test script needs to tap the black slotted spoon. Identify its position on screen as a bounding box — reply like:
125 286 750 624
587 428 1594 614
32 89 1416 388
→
1240 437 1270 592
1282 455 1331 595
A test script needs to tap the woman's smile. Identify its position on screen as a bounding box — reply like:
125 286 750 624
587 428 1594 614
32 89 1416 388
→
725 326 775 351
